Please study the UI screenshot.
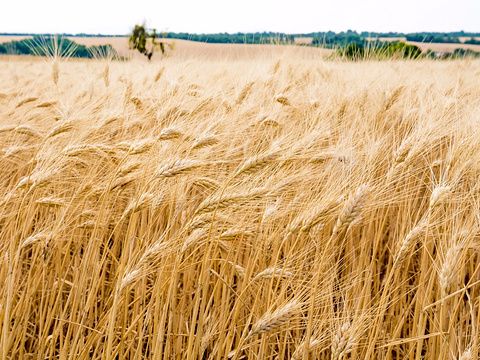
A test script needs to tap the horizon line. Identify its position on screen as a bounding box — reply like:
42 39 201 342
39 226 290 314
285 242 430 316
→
1 30 480 37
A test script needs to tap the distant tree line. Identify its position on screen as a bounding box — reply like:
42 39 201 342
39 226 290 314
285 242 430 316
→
2 31 480 47
361 31 480 38
164 31 480 46
0 30 480 44
163 32 294 44
0 36 119 58
311 30 363 47
404 34 460 43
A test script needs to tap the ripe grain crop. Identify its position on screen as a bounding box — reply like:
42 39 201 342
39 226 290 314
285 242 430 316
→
0 50 479 360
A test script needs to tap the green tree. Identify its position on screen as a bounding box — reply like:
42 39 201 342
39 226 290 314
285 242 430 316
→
129 24 167 60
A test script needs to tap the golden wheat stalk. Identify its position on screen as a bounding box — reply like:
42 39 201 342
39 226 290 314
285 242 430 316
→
439 243 463 297
16 97 38 108
3 145 35 158
459 348 473 360
234 152 280 177
35 197 65 208
21 231 52 249
154 66 165 82
155 159 202 178
35 101 57 108
122 193 155 217
46 121 74 139
291 337 321 360
395 220 427 264
429 185 451 211
103 64 110 87
127 139 155 155
274 94 291 106
331 322 353 360
252 267 294 281
236 81 255 104
117 162 140 177
332 184 370 236
191 177 220 191
219 229 254 241
187 213 230 231
158 127 184 140
384 86 404 111
191 135 219 150
120 240 171 290
288 198 343 235
119 269 141 291
62 144 113 158
13 125 42 138
194 187 270 216
181 228 209 253
245 300 302 339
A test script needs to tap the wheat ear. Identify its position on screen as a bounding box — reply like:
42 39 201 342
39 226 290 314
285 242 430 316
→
122 193 155 217
21 232 52 249
275 94 291 106
46 121 74 139
459 348 473 360
252 267 294 281
192 177 220 191
429 185 451 211
36 101 57 108
246 300 302 339
158 127 184 140
236 81 254 104
331 322 353 360
13 125 42 138
156 160 202 178
194 188 269 216
191 135 219 150
234 152 280 177
219 229 254 241
395 220 427 264
439 243 463 297
154 66 165 82
128 139 155 155
36 197 65 208
292 338 321 360
332 184 370 236
16 97 38 108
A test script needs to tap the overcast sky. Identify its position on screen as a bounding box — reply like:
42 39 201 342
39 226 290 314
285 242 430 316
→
2 0 479 35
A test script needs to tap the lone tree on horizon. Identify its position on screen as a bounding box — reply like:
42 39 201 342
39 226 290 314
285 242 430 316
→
128 24 166 60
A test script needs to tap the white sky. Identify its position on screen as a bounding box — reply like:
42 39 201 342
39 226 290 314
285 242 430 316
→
2 0 479 35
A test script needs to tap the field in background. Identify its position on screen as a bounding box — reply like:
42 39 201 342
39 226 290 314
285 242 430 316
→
0 36 332 60
407 41 480 54
0 50 480 359
67 36 480 56
71 36 332 60
364 36 480 53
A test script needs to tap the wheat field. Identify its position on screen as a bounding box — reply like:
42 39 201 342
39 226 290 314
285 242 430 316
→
0 52 479 360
